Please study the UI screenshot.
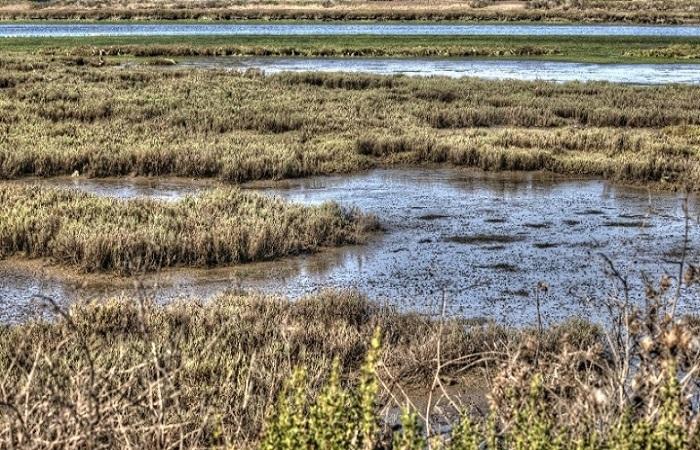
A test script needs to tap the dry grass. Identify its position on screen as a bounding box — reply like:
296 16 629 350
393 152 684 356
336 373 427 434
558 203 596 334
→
0 290 599 448
2 277 700 448
0 185 377 274
2 58 700 189
256 261 700 449
529 0 700 14
0 0 698 22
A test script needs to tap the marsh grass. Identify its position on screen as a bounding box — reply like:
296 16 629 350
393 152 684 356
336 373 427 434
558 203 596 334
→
9 35 700 63
260 266 700 449
0 185 377 274
0 0 698 22
0 291 600 449
2 278 699 449
2 59 700 188
60 42 560 59
625 44 700 60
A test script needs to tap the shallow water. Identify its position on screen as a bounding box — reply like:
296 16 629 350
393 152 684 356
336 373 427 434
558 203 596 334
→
7 176 207 201
2 168 699 325
3 23 700 37
175 57 700 84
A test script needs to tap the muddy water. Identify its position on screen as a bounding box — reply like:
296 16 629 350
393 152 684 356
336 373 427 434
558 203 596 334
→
174 57 700 84
4 23 700 38
1 168 699 325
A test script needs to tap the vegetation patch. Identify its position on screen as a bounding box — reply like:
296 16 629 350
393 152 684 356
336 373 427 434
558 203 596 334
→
0 291 548 447
0 185 377 274
2 279 699 448
533 242 560 248
0 0 698 22
523 222 551 228
0 290 601 448
417 214 449 221
625 44 700 60
1 60 700 188
503 288 530 296
578 208 606 215
5 35 700 63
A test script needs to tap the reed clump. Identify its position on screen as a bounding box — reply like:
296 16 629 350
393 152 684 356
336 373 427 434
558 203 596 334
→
2 58 700 188
0 185 377 274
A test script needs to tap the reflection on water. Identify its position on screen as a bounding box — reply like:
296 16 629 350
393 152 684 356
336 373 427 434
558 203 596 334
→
6 176 209 201
3 23 700 37
1 168 699 325
174 57 700 84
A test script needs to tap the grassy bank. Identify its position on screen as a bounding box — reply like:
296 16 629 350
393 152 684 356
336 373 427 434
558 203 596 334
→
0 291 598 448
0 0 698 23
1 286 698 448
5 35 700 63
2 58 700 188
0 185 376 274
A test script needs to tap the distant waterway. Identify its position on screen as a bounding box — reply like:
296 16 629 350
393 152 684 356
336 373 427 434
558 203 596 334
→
173 57 700 84
3 23 700 37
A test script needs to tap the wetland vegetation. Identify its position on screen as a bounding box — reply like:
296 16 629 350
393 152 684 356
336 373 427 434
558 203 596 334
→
6 35 700 64
0 185 376 274
2 57 700 188
0 0 699 23
2 284 700 448
3 15 700 449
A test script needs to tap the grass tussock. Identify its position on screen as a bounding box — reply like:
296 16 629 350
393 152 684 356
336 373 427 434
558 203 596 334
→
625 44 700 60
0 185 377 274
2 59 700 188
